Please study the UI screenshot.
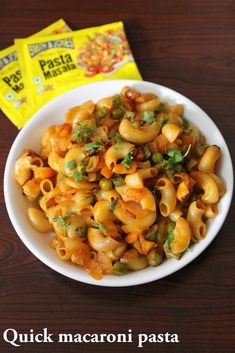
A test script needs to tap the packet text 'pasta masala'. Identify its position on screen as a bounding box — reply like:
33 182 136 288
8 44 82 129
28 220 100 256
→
0 19 71 128
15 22 142 118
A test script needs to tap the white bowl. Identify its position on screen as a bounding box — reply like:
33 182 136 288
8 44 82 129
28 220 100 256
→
4 80 234 287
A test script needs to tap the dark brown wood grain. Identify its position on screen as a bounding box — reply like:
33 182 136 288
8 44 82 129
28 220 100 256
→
0 1 234 352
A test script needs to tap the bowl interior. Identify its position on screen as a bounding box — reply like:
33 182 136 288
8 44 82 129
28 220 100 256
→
4 79 234 286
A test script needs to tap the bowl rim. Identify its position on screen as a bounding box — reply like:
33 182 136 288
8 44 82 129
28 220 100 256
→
4 79 234 287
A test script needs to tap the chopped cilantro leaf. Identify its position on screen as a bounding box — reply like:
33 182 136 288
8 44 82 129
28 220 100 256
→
110 134 123 143
83 139 104 152
165 145 192 165
94 222 107 236
53 213 74 233
142 111 155 124
74 170 88 182
113 94 124 109
155 102 165 113
159 114 169 127
160 145 191 176
166 224 175 245
163 223 182 259
76 160 88 174
166 149 184 164
125 111 135 120
143 145 151 160
109 129 123 143
65 159 76 170
195 142 207 156
81 195 94 203
109 198 118 212
182 118 193 133
182 118 189 130
121 147 134 170
114 146 124 152
95 107 107 119
72 122 96 142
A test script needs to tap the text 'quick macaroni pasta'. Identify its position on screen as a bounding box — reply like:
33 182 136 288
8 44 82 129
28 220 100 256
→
14 86 226 280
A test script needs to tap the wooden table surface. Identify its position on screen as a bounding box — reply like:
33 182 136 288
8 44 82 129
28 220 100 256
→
0 1 234 352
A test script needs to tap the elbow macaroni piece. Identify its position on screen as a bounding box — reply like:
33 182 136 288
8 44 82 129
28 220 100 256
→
14 86 226 280
170 217 191 254
119 119 160 143
198 146 220 173
156 177 177 217
125 172 144 189
190 171 219 204
105 142 134 169
187 200 206 242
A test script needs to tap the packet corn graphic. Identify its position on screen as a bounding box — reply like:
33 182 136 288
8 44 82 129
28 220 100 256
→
15 22 142 115
0 19 71 128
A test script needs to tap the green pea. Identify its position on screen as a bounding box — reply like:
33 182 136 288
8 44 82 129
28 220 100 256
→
152 152 163 164
131 120 141 128
147 249 163 267
112 261 128 275
112 108 124 120
99 178 113 191
76 226 87 238
112 175 125 187
145 229 158 242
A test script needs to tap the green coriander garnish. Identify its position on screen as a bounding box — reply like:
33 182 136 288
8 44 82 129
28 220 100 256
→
73 170 88 182
121 147 134 170
95 107 107 119
94 222 107 236
109 198 118 212
166 224 175 245
125 111 135 120
109 129 123 143
53 213 74 233
72 122 96 142
143 145 151 160
182 118 189 130
166 149 184 164
83 139 104 153
65 159 76 170
142 111 155 124
81 195 94 203
155 102 165 113
182 118 193 133
160 145 191 170
110 134 123 143
159 114 169 128
113 94 124 109
163 223 181 260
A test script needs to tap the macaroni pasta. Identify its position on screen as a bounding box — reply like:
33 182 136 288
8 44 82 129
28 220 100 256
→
14 86 226 279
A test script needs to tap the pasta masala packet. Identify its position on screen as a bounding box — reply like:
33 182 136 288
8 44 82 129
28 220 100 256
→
15 21 142 114
0 19 71 128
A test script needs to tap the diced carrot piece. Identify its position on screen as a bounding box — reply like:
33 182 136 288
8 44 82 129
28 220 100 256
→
85 259 103 280
101 164 113 178
112 161 137 175
126 187 145 202
125 232 139 244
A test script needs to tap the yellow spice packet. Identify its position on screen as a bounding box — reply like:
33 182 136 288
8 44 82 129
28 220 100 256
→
0 19 71 128
15 21 142 115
